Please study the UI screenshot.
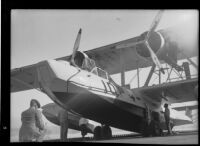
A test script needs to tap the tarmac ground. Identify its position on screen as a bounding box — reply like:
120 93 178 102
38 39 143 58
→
44 130 198 144
92 132 198 144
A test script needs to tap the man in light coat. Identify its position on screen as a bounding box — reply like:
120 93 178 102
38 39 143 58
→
19 99 45 142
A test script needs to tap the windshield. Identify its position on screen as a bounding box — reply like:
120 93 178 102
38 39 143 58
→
91 67 108 80
73 51 108 79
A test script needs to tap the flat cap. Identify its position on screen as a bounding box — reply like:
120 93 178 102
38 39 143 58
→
164 103 168 108
30 99 41 108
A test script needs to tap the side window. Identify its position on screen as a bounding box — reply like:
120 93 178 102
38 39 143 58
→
136 97 141 100
97 68 107 80
131 95 135 101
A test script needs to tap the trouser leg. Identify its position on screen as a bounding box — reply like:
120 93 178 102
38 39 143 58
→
168 122 172 134
60 121 68 142
166 120 172 135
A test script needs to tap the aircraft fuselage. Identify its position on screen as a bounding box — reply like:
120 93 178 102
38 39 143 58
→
36 59 192 133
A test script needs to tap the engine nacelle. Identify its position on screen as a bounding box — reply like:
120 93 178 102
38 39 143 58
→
136 31 165 58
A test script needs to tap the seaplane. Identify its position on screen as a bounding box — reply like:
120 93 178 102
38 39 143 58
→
11 10 198 139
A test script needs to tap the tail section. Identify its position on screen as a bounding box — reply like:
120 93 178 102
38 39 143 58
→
172 105 197 123
171 102 198 121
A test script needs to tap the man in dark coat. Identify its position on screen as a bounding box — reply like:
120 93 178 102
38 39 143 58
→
164 103 172 135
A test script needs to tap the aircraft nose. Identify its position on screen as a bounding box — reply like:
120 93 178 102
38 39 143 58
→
47 60 79 82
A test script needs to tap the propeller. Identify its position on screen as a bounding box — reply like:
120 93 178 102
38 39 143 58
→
145 10 164 41
70 28 82 66
116 10 165 74
144 10 165 74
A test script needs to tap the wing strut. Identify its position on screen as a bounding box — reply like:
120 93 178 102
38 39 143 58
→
144 65 156 86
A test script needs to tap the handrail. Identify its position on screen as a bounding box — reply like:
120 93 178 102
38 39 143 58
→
70 81 116 96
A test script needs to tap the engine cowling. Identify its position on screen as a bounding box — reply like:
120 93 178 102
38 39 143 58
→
135 31 165 58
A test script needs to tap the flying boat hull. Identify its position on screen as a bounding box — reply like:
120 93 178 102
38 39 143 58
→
37 60 145 133
37 59 193 133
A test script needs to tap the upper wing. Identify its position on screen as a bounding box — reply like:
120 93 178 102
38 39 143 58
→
134 78 198 104
57 36 154 75
11 64 40 93
56 30 197 75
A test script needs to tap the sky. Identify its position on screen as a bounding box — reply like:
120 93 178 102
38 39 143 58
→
10 9 198 141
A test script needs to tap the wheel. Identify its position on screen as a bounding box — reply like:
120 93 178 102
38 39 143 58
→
80 124 87 138
93 126 102 140
101 125 112 139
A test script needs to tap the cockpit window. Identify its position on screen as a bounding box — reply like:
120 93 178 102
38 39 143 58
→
91 67 108 80
73 51 108 80
97 68 108 79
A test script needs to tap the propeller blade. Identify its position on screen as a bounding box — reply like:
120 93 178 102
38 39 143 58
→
142 10 165 74
145 41 165 74
117 10 164 49
145 10 164 41
71 28 82 65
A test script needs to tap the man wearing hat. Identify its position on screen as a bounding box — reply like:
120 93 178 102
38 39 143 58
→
19 99 45 142
164 103 172 135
